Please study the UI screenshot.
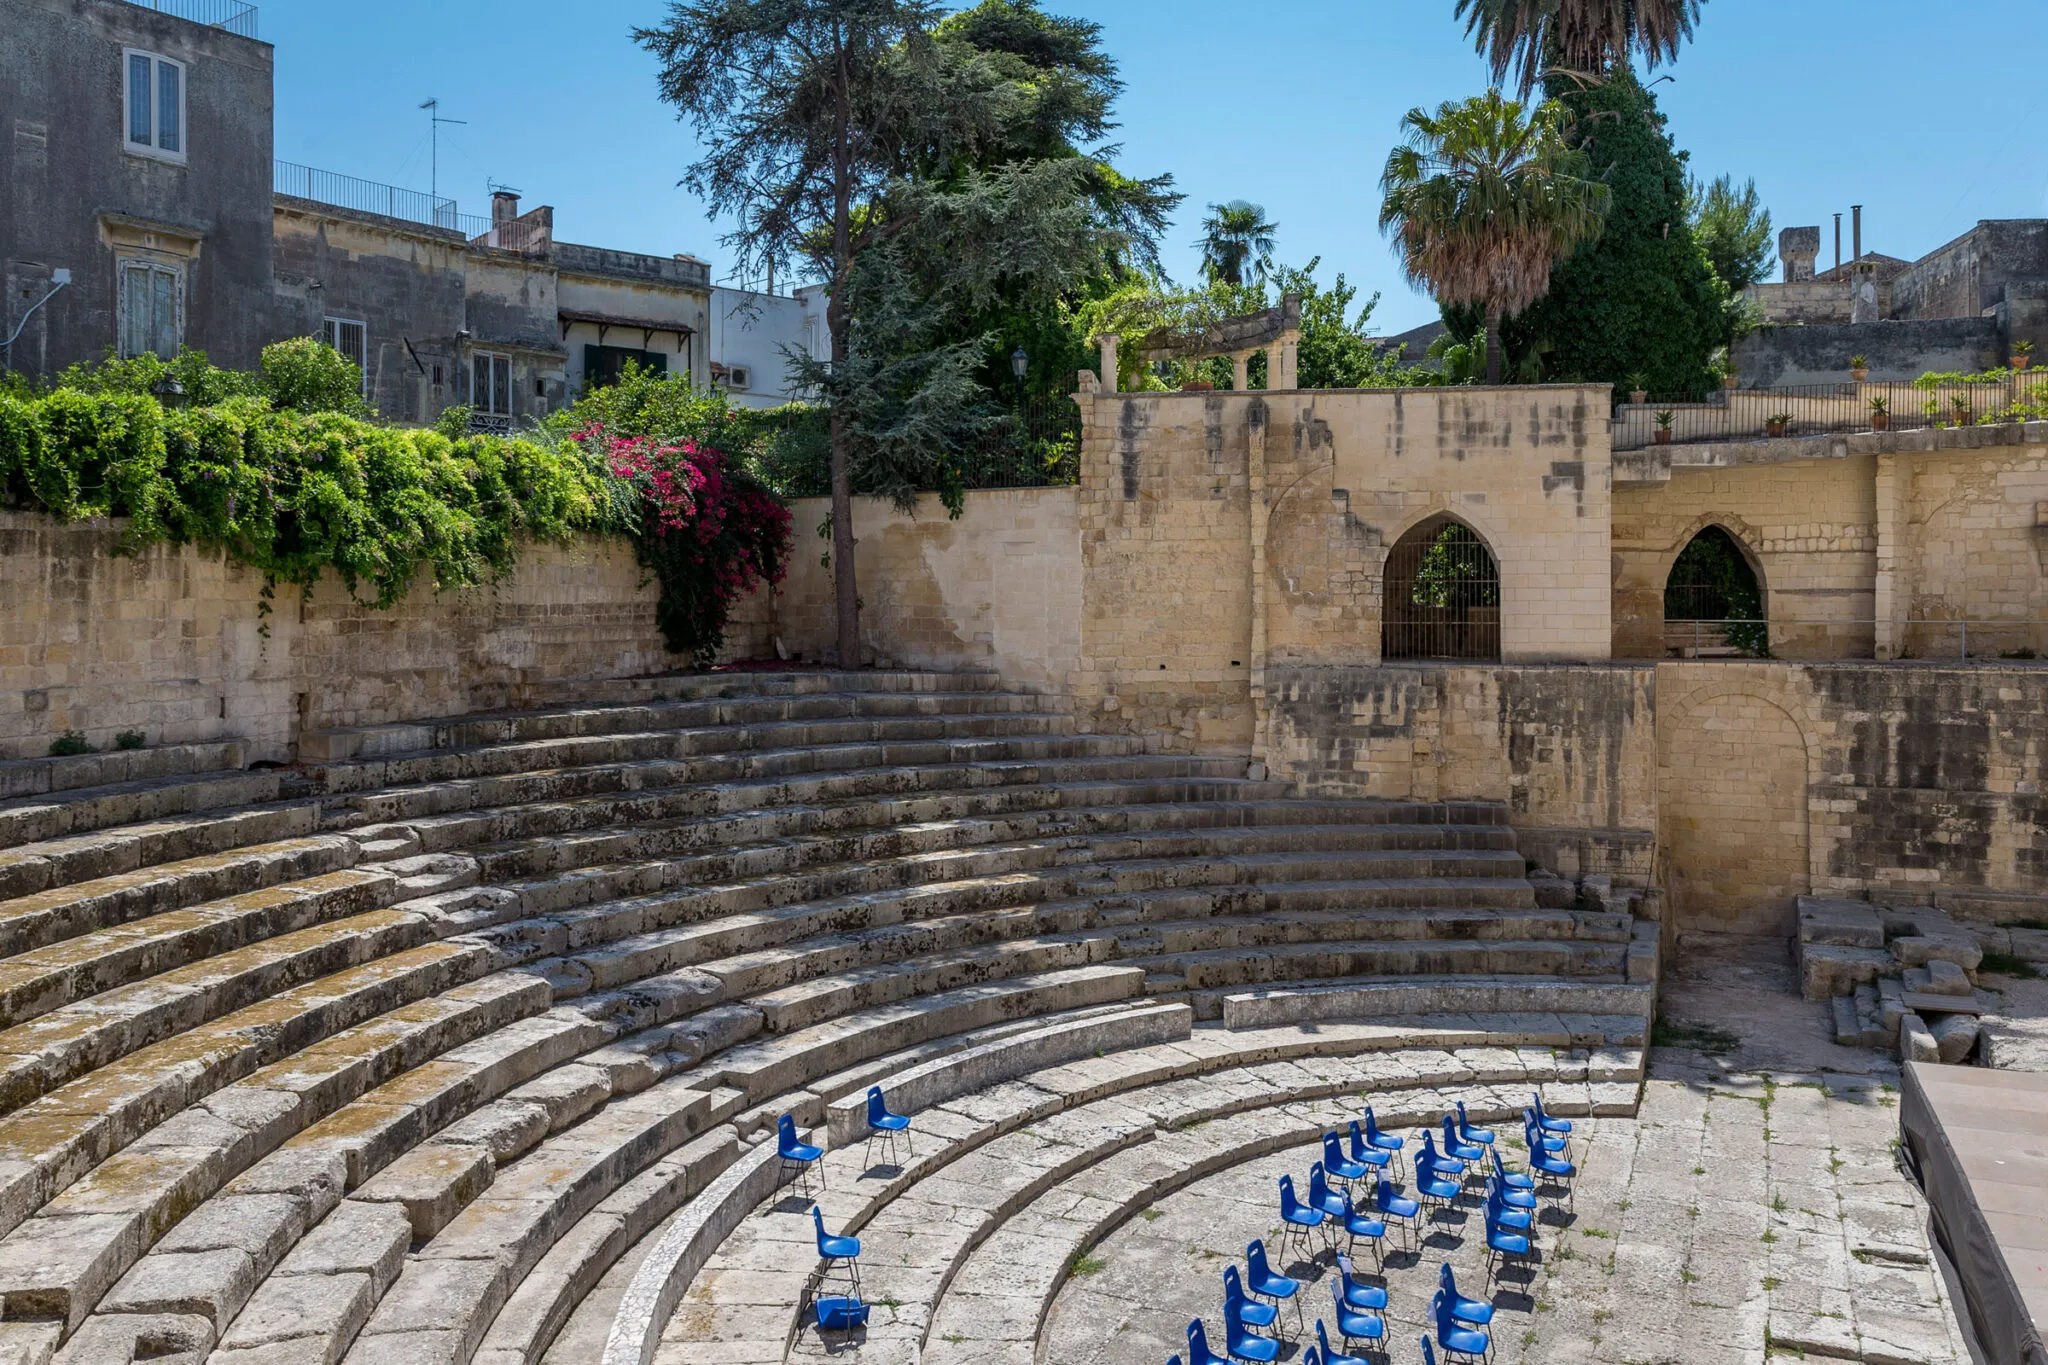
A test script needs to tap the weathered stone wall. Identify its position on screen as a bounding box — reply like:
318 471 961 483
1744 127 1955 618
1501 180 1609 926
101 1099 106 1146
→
0 513 685 763
756 488 1081 694
1071 385 1613 750
1262 664 1657 884
1732 317 2002 387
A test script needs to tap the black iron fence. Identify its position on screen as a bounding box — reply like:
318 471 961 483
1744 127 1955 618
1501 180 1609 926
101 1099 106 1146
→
941 396 1082 491
1613 371 2048 451
1382 519 1502 661
121 0 257 35
274 161 490 237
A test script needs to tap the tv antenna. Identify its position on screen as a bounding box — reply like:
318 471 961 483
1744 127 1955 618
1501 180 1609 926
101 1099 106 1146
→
419 98 468 210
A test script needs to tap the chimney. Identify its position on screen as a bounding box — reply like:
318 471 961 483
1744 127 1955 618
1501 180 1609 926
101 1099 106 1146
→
492 189 521 227
1852 205 1863 261
1834 214 1842 272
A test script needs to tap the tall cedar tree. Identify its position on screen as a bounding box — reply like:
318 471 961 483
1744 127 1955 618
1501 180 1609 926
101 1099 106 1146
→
1471 67 1726 396
639 0 1131 666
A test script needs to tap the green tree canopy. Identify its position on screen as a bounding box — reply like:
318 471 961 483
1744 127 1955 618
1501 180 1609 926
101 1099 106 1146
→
1199 200 1279 288
1379 90 1609 384
1688 172 1774 293
1456 0 1704 93
1491 67 1729 398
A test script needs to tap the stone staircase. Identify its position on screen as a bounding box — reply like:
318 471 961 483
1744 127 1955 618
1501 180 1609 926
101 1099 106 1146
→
0 670 1653 1365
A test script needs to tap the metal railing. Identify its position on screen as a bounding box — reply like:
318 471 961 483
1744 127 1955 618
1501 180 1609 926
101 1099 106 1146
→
941 397 1082 491
120 0 257 36
1614 370 2048 451
275 161 484 236
1639 617 2048 663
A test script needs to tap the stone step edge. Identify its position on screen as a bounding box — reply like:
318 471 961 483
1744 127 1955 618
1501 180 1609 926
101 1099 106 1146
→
823 1003 1195 1146
299 675 1021 763
0 741 250 802
917 1077 1646 1365
1220 978 1656 1029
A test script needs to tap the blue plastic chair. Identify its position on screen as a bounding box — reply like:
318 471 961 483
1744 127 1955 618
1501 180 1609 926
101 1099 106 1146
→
1222 1265 1278 1331
1277 1176 1328 1266
1522 1110 1569 1155
1420 1334 1440 1365
1419 1130 1467 1182
1524 1118 1579 1209
1485 1185 1533 1232
1222 1294 1280 1364
1323 1130 1367 1185
778 1114 824 1195
1333 1251 1389 1311
1361 1106 1405 1174
1437 1261 1494 1326
1344 1120 1392 1175
1373 1177 1420 1251
863 1085 911 1167
1432 1287 1492 1362
1491 1145 1535 1193
1440 1113 1483 1163
1481 1204 1534 1290
1338 1192 1387 1267
1308 1162 1350 1222
1328 1274 1386 1350
1244 1240 1301 1331
1488 1168 1537 1212
811 1205 861 1294
1455 1100 1496 1147
814 1294 870 1332
1186 1319 1230 1365
1316 1319 1371 1365
1413 1134 1464 1211
1531 1090 1573 1134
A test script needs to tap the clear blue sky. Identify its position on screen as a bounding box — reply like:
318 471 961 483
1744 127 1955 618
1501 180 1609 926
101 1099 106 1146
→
267 0 2048 335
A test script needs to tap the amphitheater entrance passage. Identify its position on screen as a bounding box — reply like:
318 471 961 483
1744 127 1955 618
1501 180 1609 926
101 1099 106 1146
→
1664 525 1765 657
1381 516 1501 661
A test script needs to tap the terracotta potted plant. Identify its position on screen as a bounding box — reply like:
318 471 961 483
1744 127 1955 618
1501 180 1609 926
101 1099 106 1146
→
1766 412 1792 438
1654 410 1674 445
1951 395 1972 425
1722 366 1739 392
1869 395 1890 431
1850 355 1869 383
2014 339 2034 371
1627 371 1648 405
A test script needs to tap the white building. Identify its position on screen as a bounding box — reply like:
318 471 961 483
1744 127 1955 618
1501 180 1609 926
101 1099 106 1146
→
706 282 830 409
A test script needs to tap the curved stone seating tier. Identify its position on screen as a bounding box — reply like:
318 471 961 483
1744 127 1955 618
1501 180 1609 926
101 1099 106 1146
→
639 1016 1643 1365
0 671 1658 1364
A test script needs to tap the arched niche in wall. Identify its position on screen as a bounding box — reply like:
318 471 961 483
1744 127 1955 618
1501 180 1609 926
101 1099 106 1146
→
1380 514 1501 662
1663 524 1769 657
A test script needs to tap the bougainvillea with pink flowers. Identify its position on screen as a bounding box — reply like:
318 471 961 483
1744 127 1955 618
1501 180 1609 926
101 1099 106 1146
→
572 423 792 664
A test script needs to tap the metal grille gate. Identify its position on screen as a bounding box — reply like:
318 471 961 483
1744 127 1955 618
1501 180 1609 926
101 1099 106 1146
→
1381 518 1501 661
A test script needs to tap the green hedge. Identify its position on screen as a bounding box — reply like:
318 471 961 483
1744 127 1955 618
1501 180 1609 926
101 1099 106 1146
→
0 340 624 607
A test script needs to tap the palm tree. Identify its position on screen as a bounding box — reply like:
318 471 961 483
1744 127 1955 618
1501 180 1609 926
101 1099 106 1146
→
1378 91 1610 385
1198 200 1278 287
1455 0 1703 94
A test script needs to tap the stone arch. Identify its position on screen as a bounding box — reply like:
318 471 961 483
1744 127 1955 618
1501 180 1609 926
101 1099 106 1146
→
1380 513 1501 661
1658 515 1770 609
1657 681 1813 937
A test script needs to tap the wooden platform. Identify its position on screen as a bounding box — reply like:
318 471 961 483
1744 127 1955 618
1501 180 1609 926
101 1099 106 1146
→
1901 1061 2048 1365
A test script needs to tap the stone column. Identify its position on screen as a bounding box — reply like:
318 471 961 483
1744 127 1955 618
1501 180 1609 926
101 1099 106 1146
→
1231 353 1250 392
1270 331 1300 390
1873 450 1900 660
1095 334 1119 393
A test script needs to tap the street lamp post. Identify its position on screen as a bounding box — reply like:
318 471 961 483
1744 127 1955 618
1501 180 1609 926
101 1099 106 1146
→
1010 345 1028 411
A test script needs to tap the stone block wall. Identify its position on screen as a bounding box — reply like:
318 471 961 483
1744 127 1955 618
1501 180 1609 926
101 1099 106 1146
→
0 514 686 763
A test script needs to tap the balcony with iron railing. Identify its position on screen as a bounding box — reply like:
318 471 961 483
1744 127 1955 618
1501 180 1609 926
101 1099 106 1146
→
274 161 491 239
119 0 259 37
1613 370 2048 451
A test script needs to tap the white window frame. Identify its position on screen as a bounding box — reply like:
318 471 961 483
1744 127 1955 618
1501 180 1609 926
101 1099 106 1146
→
117 257 184 359
473 351 513 416
322 317 368 392
122 49 188 165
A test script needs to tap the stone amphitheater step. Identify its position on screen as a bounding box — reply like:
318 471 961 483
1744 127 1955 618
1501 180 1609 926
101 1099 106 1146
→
644 1018 1643 1365
0 671 1649 1364
0 741 251 804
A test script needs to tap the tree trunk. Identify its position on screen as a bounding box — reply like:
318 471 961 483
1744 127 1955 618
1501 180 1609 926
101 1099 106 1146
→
1485 306 1503 386
828 406 859 669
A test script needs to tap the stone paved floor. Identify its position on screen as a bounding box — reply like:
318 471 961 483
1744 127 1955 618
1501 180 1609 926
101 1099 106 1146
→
1043 945 1973 1365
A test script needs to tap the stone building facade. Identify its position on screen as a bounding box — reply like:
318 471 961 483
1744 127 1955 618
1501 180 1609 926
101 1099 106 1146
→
1 0 716 425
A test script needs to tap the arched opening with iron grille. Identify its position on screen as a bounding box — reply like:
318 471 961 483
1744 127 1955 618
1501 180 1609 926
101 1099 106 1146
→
1380 515 1501 661
1664 525 1767 656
